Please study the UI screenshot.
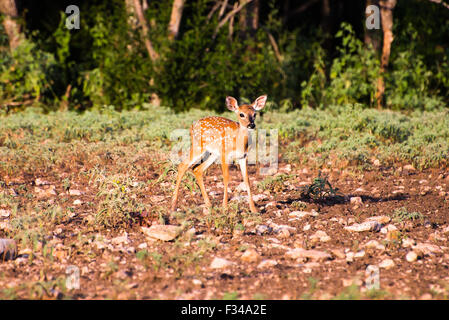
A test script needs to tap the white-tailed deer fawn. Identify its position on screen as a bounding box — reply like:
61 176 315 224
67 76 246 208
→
171 95 267 213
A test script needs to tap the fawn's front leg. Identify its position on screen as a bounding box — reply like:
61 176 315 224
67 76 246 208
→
238 157 258 213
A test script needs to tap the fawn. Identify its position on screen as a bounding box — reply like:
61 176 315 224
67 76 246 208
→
171 95 267 213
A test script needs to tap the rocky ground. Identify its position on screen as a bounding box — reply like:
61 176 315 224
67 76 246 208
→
1 158 449 300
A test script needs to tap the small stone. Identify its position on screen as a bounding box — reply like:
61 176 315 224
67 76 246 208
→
285 248 331 261
442 226 449 235
0 209 11 218
406 251 418 262
402 238 415 248
412 243 442 256
365 216 391 224
403 164 415 171
111 232 129 245
373 159 380 166
419 293 432 300
35 178 50 186
141 225 181 241
192 279 202 286
137 242 147 249
73 199 83 205
150 195 165 203
253 194 268 202
241 249 261 263
255 225 272 235
276 228 290 238
379 258 395 269
346 252 354 262
0 221 12 231
303 224 311 231
289 211 316 219
350 197 363 205
310 230 331 242
354 250 365 258
331 249 346 259
257 259 278 269
344 221 381 233
69 189 82 196
235 182 247 192
210 257 234 269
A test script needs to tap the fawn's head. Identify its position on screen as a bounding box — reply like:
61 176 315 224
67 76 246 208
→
225 95 267 130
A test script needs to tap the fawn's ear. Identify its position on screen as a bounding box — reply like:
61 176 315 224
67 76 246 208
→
226 96 239 112
252 95 267 111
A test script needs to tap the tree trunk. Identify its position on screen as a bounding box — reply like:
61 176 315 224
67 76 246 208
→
364 0 381 51
132 0 159 62
375 0 397 109
0 0 23 51
239 0 258 38
168 0 184 40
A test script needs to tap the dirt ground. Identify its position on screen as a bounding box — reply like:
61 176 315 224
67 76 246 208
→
1 155 449 300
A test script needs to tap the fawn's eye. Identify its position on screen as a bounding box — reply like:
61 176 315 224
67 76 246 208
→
239 113 245 118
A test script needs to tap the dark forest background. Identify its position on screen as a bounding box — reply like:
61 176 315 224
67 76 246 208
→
1 0 449 113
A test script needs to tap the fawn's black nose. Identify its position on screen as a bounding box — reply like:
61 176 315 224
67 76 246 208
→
248 123 256 129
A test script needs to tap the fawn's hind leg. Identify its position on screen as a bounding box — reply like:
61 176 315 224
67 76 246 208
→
171 161 190 212
192 152 217 208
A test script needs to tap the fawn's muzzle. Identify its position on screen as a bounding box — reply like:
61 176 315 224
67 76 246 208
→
248 123 256 129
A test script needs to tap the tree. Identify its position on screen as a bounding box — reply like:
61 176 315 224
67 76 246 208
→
0 0 23 51
168 0 185 40
375 0 397 109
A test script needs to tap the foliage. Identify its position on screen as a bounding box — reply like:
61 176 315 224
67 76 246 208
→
0 38 58 109
300 171 340 200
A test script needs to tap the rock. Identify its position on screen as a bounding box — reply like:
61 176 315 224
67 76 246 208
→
412 243 442 256
192 279 202 286
403 164 415 171
354 250 365 258
150 195 165 203
141 225 181 241
373 159 380 166
137 242 147 249
303 224 311 231
419 293 432 300
346 252 354 262
241 249 261 263
276 228 291 238
73 199 83 205
0 209 11 218
69 189 83 196
255 225 272 235
257 259 278 269
111 232 129 245
442 226 449 235
406 251 418 262
365 216 391 224
331 249 346 259
271 224 296 234
210 257 235 269
364 240 386 251
310 230 331 242
344 221 381 233
379 258 395 269
0 221 12 231
34 185 57 198
253 194 268 202
285 248 331 262
235 182 247 192
402 238 415 248
350 197 363 205
35 178 50 186
289 211 317 219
